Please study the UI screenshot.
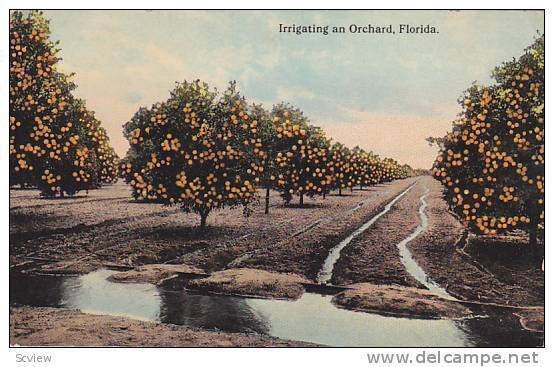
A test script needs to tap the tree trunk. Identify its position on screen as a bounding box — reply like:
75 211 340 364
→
339 187 342 196
299 193 304 207
350 187 353 193
529 225 538 247
528 210 542 264
323 189 326 199
529 222 539 259
264 187 270 214
529 224 540 265
360 184 363 190
199 210 209 228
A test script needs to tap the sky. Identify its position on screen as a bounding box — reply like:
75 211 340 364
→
44 10 544 169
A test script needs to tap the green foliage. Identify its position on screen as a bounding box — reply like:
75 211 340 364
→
271 103 331 204
328 142 354 193
122 80 265 226
432 35 544 242
9 10 118 196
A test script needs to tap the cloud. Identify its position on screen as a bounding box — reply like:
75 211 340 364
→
44 10 543 165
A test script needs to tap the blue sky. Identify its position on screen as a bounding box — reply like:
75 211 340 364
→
45 10 544 168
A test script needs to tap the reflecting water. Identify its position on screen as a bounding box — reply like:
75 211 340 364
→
10 270 543 347
247 293 469 347
317 182 417 283
159 291 270 334
397 189 455 300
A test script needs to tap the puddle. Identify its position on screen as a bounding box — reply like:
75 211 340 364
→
317 182 417 283
397 188 455 300
10 269 542 347
9 177 542 347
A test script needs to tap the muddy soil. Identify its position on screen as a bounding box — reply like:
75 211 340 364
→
332 283 472 319
10 178 418 280
10 176 545 345
107 264 206 285
230 181 420 279
10 306 316 347
330 182 425 287
188 268 311 300
514 308 545 333
406 176 544 308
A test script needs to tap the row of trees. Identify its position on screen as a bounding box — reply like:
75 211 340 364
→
9 11 119 196
121 81 413 227
431 35 544 250
9 11 412 225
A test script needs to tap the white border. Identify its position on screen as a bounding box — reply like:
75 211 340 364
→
1 1 550 367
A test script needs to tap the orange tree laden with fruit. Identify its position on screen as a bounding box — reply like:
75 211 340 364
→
122 80 265 227
349 147 410 189
10 11 415 218
271 103 332 206
379 157 410 183
349 146 372 189
400 164 415 178
432 35 544 252
249 103 278 214
77 103 120 184
328 142 354 195
367 152 384 185
9 10 118 196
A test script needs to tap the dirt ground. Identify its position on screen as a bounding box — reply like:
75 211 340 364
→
10 175 544 345
10 178 418 279
406 176 545 308
324 176 543 310
332 283 472 319
107 264 206 285
187 268 311 300
514 308 545 333
9 306 316 347
331 182 425 287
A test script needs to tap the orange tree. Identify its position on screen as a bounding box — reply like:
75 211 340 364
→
432 35 544 251
349 146 372 189
271 103 331 206
320 139 335 199
250 103 278 214
98 145 119 184
367 152 384 185
78 104 119 184
349 147 410 188
10 10 67 188
328 142 354 195
9 11 101 196
9 11 117 196
122 80 265 227
399 163 413 179
34 96 101 196
379 157 409 182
